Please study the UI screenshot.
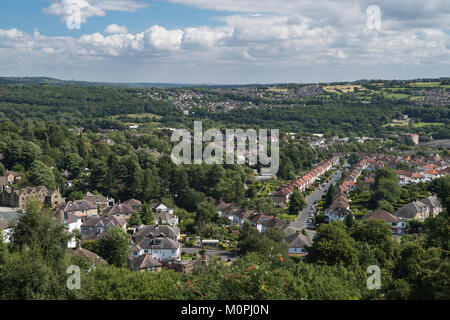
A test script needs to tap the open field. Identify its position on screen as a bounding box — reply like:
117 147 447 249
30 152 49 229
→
322 84 366 93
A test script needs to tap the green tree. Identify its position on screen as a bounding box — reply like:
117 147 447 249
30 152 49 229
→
28 160 56 189
99 226 130 267
288 190 306 215
307 222 359 269
140 202 155 225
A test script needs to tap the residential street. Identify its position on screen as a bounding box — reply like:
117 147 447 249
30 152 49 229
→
0 206 19 229
285 169 342 237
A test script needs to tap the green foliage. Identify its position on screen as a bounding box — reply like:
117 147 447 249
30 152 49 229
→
307 222 359 269
28 160 56 189
237 222 287 256
98 227 130 267
288 190 307 215
139 202 154 225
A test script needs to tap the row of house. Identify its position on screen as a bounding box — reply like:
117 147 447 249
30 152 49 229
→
216 200 287 232
270 156 340 207
1 186 65 209
325 186 351 222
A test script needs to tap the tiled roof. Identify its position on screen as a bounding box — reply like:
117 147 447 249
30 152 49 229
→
364 210 398 223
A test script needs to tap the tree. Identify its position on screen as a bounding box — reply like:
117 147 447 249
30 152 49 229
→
128 211 142 227
407 219 425 234
288 190 306 215
11 200 69 263
140 202 154 225
0 162 5 176
307 222 359 269
28 160 56 189
237 222 287 256
351 220 399 267
195 201 218 224
64 152 85 178
99 226 129 267
325 183 336 208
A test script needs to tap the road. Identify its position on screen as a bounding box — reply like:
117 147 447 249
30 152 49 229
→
0 206 20 229
285 169 342 237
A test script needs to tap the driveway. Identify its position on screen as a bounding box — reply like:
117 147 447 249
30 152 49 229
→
0 206 20 229
285 169 342 237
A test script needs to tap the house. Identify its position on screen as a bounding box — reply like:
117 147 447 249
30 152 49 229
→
150 201 174 215
130 237 181 262
123 199 142 211
128 254 162 272
103 202 134 220
4 171 22 184
155 211 179 226
67 246 107 268
418 196 442 217
133 225 181 242
58 200 98 222
364 209 406 235
396 201 431 221
83 192 109 209
81 215 127 240
59 211 82 248
2 186 64 209
250 213 276 232
285 231 311 256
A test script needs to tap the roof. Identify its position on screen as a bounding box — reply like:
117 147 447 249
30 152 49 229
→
133 237 181 250
129 254 162 270
103 203 134 216
84 192 107 204
364 210 398 223
124 199 142 207
149 201 162 209
81 215 126 228
396 201 429 219
60 200 97 213
134 225 180 239
68 247 107 265
418 196 441 210
285 231 311 248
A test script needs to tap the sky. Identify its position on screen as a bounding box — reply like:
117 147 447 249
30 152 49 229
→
0 0 449 84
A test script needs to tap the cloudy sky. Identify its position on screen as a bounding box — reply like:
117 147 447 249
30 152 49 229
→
0 0 449 84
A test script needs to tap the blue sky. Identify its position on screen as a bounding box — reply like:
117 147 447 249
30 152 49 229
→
0 0 449 83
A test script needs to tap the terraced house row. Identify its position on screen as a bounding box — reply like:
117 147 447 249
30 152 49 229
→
270 156 340 207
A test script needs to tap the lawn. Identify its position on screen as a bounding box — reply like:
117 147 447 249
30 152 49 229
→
413 122 444 128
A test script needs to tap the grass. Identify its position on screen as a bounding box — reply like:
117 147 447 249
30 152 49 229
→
322 84 366 93
278 214 297 221
413 122 444 128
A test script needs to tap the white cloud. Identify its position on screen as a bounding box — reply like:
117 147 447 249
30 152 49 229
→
105 24 128 34
145 25 184 51
44 0 149 25
2 0 450 82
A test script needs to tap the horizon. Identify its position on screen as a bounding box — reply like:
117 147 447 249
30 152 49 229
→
2 75 450 87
